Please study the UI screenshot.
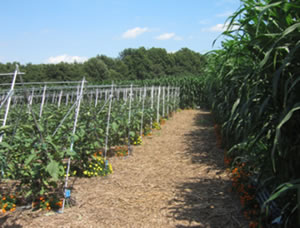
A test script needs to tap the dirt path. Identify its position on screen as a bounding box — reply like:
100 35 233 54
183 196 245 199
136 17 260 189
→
2 110 248 228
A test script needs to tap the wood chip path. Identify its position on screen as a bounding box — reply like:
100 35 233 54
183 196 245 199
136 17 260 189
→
1 109 248 228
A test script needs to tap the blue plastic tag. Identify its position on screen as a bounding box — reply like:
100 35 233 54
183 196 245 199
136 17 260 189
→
65 189 71 198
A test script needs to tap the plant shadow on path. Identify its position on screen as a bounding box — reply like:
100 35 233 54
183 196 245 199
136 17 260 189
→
168 110 247 228
0 214 22 228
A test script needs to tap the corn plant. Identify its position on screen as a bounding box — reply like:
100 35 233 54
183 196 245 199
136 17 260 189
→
202 0 300 226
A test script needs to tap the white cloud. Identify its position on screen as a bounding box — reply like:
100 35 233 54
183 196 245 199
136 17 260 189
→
155 33 182 41
209 24 227 32
46 54 88 64
203 22 239 32
122 27 149 39
155 33 175 40
216 11 233 17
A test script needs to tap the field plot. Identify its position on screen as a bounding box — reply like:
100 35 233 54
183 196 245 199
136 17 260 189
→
0 71 180 214
0 110 247 227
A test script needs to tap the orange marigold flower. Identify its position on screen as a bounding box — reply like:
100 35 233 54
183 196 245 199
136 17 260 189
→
55 201 63 207
249 221 259 228
2 196 6 201
232 168 238 174
10 208 16 212
2 208 6 213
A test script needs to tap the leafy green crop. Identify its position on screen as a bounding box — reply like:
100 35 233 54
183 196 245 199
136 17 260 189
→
0 86 178 205
201 0 300 226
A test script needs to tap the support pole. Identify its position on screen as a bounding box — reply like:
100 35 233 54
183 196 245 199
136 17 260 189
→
127 84 133 155
156 86 161 124
39 85 47 119
104 84 114 160
61 78 85 213
140 86 146 137
0 65 20 142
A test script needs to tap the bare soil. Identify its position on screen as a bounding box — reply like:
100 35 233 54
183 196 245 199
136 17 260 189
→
0 109 248 228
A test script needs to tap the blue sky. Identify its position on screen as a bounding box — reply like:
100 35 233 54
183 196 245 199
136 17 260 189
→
0 0 240 64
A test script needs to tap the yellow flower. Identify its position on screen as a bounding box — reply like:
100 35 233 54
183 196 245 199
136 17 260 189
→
108 164 113 173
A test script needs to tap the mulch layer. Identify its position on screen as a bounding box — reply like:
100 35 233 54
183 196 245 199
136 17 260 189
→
0 109 248 228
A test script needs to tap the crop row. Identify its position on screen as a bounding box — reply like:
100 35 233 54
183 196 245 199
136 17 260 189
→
0 80 180 211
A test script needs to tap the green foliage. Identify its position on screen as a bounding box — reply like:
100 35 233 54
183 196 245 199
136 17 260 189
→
106 75 206 109
0 47 206 84
0 88 177 204
202 0 300 226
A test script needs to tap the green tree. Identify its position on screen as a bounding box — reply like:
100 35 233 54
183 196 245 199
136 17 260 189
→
83 57 109 82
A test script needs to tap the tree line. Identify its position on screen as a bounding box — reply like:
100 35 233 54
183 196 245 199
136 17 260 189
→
0 47 206 83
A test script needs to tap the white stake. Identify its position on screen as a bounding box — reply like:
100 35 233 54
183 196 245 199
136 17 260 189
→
39 85 47 119
0 65 20 142
95 89 98 107
140 86 146 137
58 90 63 108
127 84 133 155
61 78 85 213
150 86 154 130
156 86 161 124
162 86 165 118
104 84 114 160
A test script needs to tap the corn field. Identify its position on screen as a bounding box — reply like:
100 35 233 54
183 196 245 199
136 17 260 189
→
202 0 300 226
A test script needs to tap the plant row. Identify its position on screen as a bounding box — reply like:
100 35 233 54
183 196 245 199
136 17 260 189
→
205 1 300 227
0 85 179 212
